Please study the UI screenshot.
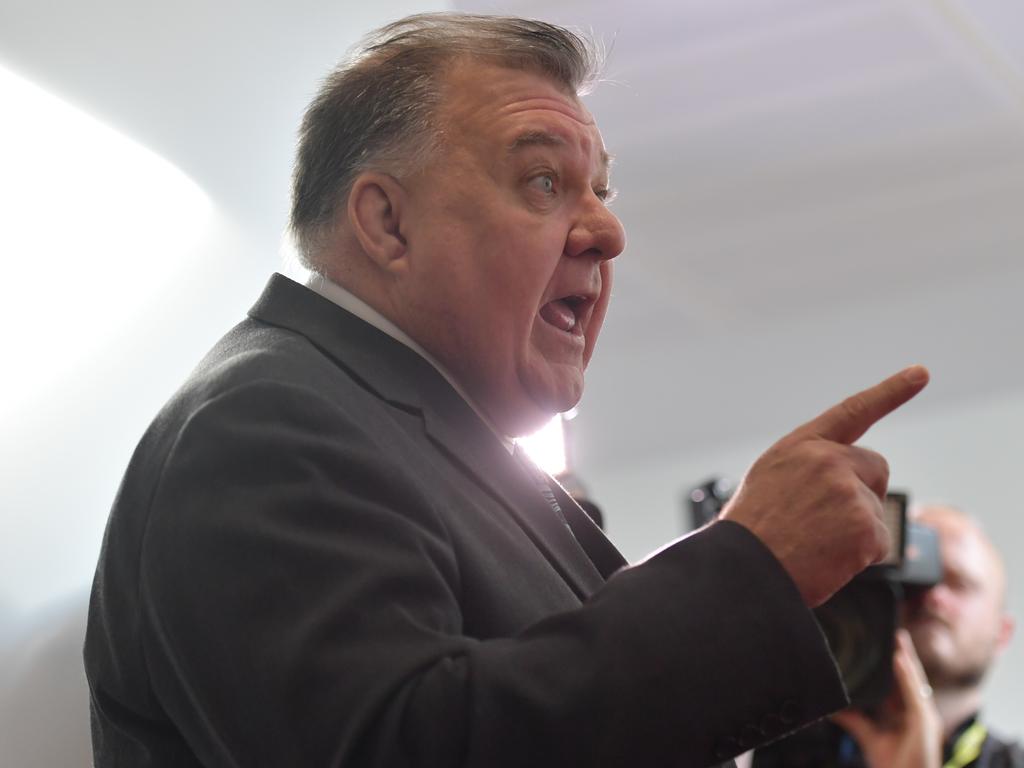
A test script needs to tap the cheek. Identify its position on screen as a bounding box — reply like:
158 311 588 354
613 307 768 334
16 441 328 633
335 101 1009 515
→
966 601 1001 634
501 233 568 313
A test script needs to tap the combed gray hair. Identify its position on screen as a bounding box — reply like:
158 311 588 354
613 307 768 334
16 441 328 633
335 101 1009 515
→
289 13 603 268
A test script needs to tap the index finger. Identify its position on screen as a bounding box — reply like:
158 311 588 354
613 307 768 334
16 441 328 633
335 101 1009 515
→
795 365 929 445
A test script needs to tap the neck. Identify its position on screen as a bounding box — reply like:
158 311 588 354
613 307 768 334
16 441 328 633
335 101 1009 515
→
933 686 982 742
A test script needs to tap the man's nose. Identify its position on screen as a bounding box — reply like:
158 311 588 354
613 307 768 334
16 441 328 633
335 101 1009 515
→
565 195 626 262
915 582 955 616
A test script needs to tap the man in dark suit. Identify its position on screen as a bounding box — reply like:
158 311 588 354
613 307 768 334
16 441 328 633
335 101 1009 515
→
84 13 930 767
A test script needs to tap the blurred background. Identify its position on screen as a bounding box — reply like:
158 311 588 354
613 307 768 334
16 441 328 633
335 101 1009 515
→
1 0 1022 763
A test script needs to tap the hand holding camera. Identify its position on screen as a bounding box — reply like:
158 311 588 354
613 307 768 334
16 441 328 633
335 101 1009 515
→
832 630 943 768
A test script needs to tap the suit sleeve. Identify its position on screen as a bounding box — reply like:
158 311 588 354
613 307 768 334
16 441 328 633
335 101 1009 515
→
140 380 847 768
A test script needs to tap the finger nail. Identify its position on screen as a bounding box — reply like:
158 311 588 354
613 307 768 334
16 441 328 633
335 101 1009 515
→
904 365 929 384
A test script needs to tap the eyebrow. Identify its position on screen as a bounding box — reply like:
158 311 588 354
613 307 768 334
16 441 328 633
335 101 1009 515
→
506 130 613 172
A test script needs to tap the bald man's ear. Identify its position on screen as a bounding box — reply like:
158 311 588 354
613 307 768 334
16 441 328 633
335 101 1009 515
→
347 172 408 272
997 614 1015 654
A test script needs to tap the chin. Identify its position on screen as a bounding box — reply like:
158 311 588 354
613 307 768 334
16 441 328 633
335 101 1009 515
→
536 387 582 419
521 364 583 409
503 404 559 439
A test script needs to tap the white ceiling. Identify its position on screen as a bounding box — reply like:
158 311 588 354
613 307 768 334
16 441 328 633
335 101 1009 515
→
2 0 1022 473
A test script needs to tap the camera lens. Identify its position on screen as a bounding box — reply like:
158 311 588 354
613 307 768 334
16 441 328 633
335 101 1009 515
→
814 580 898 707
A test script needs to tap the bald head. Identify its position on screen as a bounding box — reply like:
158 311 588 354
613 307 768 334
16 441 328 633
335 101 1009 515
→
914 504 1007 607
903 503 1014 691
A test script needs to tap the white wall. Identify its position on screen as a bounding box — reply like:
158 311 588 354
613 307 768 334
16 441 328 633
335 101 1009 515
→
0 64 291 765
587 384 1024 735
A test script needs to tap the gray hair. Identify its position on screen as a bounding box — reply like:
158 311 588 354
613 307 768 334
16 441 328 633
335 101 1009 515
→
289 13 603 267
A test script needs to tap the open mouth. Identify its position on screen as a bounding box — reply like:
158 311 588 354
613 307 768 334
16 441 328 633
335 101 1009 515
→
539 295 588 334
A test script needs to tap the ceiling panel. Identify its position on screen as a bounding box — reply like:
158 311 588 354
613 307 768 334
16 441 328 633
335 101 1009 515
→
457 0 1024 469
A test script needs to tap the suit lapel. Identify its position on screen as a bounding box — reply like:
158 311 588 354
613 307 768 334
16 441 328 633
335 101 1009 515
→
249 274 616 600
419 399 607 600
547 478 627 580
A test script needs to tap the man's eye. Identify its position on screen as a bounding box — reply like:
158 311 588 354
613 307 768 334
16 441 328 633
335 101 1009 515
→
528 174 556 195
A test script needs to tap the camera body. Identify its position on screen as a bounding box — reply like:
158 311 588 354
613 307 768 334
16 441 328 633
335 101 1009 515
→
686 480 943 706
812 492 942 707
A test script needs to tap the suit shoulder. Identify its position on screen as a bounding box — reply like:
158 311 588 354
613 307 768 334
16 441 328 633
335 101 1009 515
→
124 318 393 507
186 318 348 396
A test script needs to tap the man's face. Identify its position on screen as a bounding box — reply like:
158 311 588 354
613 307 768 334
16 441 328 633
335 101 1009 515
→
392 60 625 437
902 507 1012 690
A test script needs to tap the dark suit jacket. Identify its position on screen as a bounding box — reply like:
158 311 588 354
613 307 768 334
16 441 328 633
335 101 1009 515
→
84 274 847 767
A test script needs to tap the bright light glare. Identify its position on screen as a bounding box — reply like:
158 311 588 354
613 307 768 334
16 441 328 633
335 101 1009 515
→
0 65 213 418
515 415 567 476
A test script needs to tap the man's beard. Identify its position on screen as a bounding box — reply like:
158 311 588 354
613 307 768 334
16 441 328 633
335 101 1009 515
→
919 651 989 690
909 616 993 691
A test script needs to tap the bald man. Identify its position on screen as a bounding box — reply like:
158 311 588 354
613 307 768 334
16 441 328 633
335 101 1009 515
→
833 505 1021 767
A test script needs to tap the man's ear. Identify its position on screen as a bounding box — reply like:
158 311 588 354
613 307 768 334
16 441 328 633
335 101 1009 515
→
997 613 1015 654
347 172 409 272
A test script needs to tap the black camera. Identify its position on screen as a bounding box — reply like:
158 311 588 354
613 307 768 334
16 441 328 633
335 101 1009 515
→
812 492 943 707
686 479 943 707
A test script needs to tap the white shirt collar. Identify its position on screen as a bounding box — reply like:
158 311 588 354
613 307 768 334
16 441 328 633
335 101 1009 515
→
305 273 515 454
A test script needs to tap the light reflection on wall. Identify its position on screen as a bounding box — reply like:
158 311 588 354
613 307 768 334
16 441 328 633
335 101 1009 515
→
0 63 213 421
0 64 215 617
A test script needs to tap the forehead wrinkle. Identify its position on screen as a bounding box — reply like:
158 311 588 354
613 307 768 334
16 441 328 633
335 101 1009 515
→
507 130 565 153
501 95 595 125
507 129 612 179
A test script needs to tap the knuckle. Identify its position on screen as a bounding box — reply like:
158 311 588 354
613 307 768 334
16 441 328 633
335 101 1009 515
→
827 454 851 479
877 455 890 485
805 442 840 471
853 528 879 568
873 450 890 475
864 518 889 562
854 446 890 486
861 446 889 473
840 393 870 423
833 475 862 503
